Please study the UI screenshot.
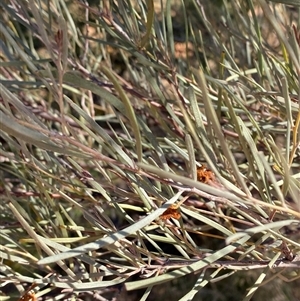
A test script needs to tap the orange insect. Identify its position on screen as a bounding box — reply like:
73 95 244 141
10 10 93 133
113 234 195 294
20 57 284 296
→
159 166 217 221
159 204 181 220
197 165 216 184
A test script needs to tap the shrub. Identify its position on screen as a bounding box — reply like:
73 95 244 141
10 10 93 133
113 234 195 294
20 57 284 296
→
1 0 299 300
